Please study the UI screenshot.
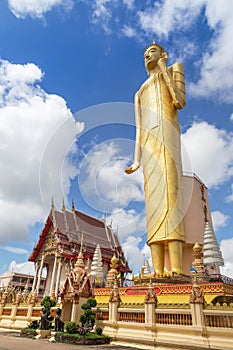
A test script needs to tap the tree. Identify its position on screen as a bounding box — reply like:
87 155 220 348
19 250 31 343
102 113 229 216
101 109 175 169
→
77 298 97 335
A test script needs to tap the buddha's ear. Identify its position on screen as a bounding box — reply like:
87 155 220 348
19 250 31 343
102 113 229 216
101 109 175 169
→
161 50 168 60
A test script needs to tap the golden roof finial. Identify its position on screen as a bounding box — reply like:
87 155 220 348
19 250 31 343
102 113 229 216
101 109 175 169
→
62 197 66 212
72 198 75 211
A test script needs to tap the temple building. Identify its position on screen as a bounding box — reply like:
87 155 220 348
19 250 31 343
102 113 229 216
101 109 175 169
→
28 200 130 299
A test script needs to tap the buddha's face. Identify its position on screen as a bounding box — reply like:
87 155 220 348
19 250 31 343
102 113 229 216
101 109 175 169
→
144 45 161 71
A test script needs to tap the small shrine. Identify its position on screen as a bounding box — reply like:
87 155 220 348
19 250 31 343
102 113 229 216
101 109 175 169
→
59 246 93 323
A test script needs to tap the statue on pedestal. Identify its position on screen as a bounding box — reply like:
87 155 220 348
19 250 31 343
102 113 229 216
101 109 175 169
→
40 308 53 330
55 308 64 332
125 42 186 275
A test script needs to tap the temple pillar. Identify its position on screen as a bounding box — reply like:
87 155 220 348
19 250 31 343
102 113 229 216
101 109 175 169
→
55 258 62 297
0 304 3 320
36 254 45 293
50 254 58 297
31 262 39 293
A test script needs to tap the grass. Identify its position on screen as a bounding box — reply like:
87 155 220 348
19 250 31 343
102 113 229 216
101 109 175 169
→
22 328 38 333
55 331 109 339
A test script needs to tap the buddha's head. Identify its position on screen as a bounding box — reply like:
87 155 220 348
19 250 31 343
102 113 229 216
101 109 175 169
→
144 42 167 73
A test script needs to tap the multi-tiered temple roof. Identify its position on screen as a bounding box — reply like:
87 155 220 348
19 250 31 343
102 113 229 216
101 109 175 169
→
29 201 130 274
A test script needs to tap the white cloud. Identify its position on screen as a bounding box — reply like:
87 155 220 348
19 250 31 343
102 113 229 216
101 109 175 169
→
0 246 29 255
181 121 233 188
136 1 233 101
8 0 74 19
8 260 36 275
0 59 83 244
189 1 233 102
0 61 43 106
107 208 146 241
122 0 134 10
122 236 151 273
78 140 144 213
120 1 233 102
173 41 197 62
122 25 137 38
91 0 114 34
220 237 233 278
211 211 230 231
226 184 233 202
138 0 204 39
7 260 47 277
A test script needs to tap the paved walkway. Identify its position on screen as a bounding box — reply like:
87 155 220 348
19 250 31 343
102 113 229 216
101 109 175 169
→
0 332 146 350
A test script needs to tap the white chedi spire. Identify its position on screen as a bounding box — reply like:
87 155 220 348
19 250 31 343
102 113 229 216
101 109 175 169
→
143 260 151 275
90 244 104 279
203 221 224 267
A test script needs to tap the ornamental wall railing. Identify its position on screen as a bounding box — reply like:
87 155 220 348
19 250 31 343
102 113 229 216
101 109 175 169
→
94 303 233 329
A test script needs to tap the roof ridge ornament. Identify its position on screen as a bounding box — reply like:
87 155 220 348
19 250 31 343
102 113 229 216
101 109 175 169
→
51 196 55 210
62 197 66 212
72 198 75 212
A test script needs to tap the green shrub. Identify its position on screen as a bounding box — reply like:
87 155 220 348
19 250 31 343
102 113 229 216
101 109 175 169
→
66 321 77 334
56 332 81 338
40 296 56 317
95 327 103 335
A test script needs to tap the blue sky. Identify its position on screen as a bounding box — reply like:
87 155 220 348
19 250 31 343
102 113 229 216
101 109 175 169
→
0 0 233 276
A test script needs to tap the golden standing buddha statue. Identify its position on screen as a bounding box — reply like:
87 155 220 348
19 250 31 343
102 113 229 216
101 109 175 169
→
125 43 186 275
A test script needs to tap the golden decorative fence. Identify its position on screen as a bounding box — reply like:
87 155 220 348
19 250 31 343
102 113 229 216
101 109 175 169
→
204 313 233 328
16 309 28 317
2 308 11 316
95 308 109 321
156 311 192 325
31 309 41 317
118 311 145 323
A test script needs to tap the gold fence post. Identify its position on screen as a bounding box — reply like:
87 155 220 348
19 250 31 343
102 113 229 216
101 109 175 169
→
144 280 157 325
189 279 205 327
109 279 121 322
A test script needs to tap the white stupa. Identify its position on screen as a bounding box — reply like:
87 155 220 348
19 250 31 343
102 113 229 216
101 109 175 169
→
143 260 151 275
90 244 104 281
203 221 224 273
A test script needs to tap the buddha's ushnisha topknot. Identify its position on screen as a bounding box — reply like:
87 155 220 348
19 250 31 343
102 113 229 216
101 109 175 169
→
144 41 166 56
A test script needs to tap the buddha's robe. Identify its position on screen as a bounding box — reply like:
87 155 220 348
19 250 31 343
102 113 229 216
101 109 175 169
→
135 62 186 244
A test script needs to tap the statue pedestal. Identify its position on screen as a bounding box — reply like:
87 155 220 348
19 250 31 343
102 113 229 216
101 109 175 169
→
49 331 56 342
35 329 51 339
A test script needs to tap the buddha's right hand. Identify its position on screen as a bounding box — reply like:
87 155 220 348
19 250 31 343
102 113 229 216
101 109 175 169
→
125 162 140 174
